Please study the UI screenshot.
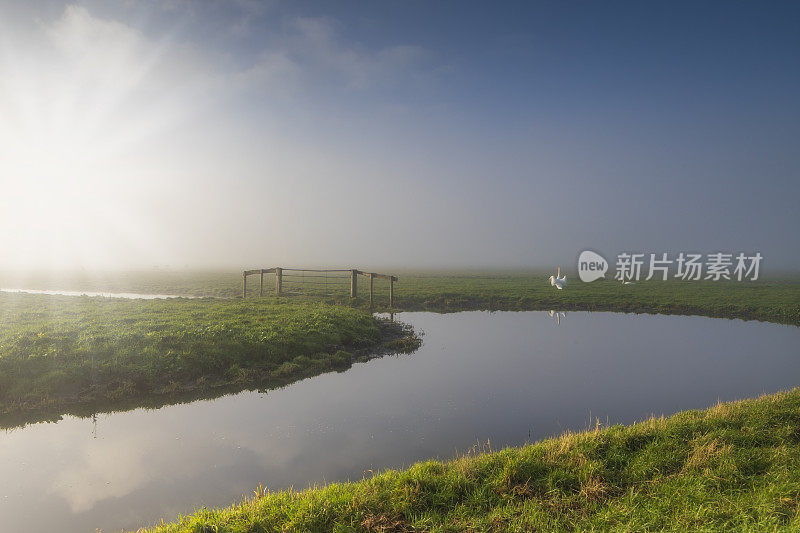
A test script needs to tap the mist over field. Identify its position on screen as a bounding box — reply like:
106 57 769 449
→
1 1 798 271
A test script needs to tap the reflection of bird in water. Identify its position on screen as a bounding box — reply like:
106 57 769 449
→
549 310 566 325
549 267 567 289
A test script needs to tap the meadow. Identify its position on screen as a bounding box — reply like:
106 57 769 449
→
0 292 416 425
144 388 800 532
3 269 799 322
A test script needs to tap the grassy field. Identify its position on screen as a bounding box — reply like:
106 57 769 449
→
386 275 800 325
0 292 417 426
142 388 800 532
3 269 800 323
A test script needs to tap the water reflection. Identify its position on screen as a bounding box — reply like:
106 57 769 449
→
1 380 296 430
1 311 799 532
548 310 567 325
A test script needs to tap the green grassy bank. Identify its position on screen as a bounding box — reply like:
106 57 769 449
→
142 388 800 532
391 275 800 324
0 292 416 424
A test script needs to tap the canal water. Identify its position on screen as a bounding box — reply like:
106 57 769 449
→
1 311 798 532
0 288 193 299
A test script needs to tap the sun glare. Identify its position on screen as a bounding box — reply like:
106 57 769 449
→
0 6 188 270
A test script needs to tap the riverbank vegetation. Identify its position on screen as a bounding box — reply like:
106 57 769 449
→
143 388 800 532
0 292 417 426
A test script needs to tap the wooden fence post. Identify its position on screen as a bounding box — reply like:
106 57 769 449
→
350 269 358 298
242 272 247 298
259 270 264 297
389 277 394 307
369 273 375 308
275 267 282 295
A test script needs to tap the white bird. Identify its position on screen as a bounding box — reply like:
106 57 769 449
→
621 279 635 285
549 267 567 289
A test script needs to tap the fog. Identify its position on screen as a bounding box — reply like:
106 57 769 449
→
1 2 798 271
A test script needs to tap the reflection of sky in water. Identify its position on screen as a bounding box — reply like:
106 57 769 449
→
2 311 799 532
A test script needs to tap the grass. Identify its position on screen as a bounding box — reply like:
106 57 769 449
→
0 292 417 426
141 388 800 532
387 274 800 325
4 269 798 324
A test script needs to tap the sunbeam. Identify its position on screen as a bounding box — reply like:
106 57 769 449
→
0 6 205 271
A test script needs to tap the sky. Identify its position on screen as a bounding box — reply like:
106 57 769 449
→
0 1 798 271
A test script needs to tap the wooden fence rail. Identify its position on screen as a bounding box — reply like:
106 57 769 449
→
242 268 397 307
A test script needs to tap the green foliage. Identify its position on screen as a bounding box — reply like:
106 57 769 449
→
143 389 800 532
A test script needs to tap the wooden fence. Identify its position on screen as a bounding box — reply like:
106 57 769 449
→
242 268 397 307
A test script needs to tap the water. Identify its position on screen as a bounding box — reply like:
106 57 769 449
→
1 311 798 532
0 288 194 299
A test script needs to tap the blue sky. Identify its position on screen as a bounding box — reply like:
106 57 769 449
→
0 1 798 270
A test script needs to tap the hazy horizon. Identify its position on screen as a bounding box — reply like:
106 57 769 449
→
1 1 798 272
